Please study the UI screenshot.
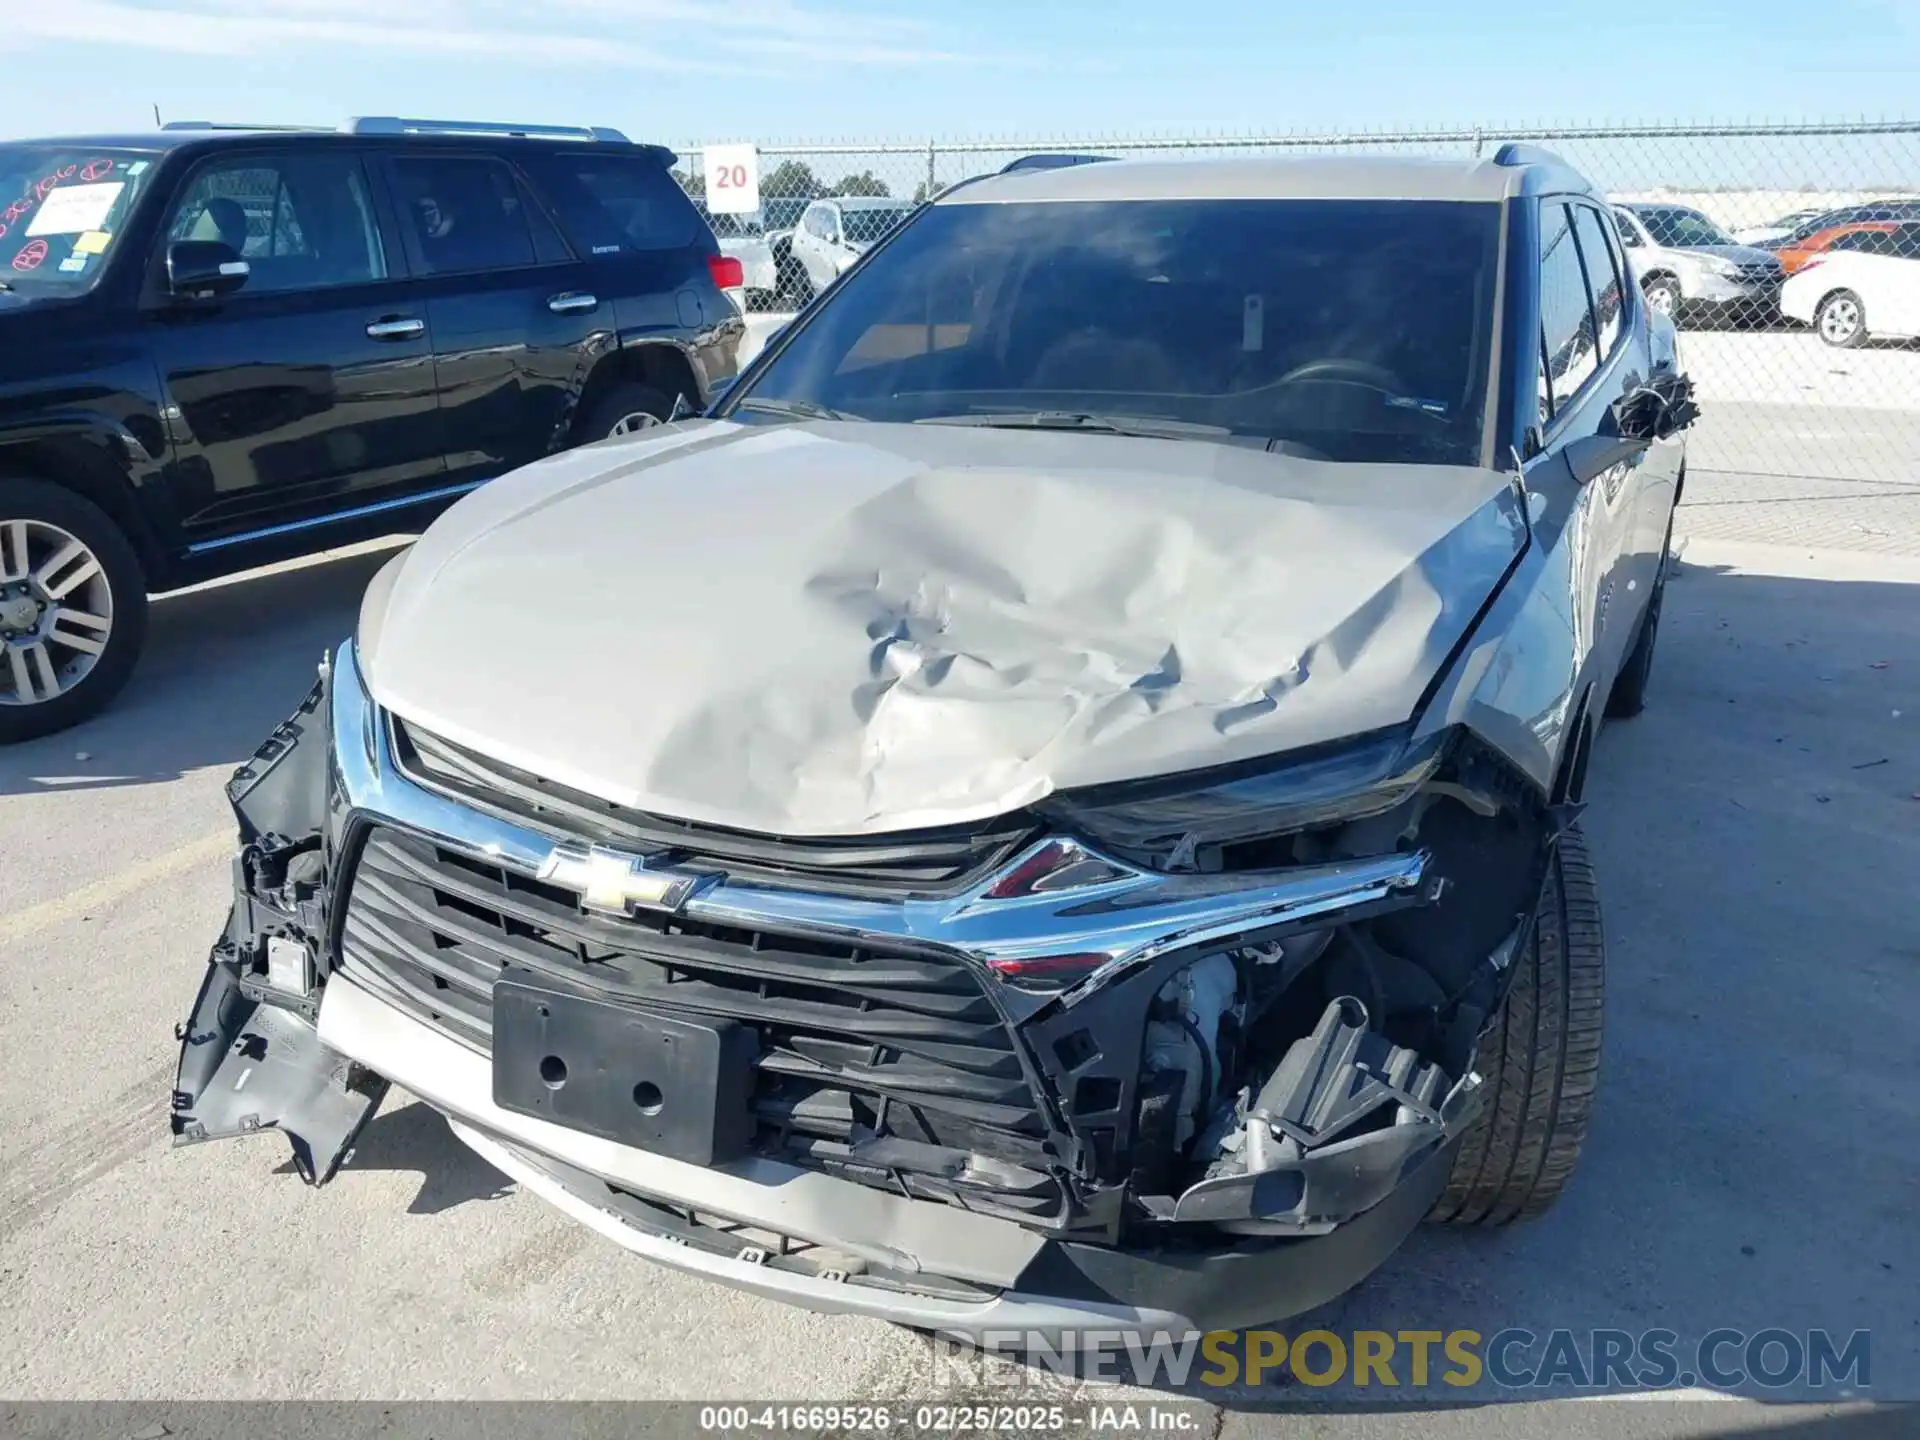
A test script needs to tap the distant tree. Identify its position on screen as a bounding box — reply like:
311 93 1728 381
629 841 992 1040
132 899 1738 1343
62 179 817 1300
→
764 159 827 202
911 179 947 204
830 170 892 198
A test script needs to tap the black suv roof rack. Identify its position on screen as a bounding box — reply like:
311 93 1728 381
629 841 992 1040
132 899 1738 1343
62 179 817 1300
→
1492 142 1569 168
345 116 630 142
159 117 631 143
159 121 333 133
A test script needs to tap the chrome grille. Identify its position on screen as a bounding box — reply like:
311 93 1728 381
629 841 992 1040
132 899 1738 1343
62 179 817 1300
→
389 717 1036 898
338 825 1064 1215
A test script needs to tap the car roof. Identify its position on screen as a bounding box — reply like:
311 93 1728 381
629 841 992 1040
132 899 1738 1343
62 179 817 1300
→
937 153 1577 206
2 128 676 164
820 195 916 210
1620 200 1705 214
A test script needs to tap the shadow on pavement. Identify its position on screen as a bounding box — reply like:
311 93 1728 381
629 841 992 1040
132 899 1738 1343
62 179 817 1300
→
274 1097 514 1215
0 542 402 797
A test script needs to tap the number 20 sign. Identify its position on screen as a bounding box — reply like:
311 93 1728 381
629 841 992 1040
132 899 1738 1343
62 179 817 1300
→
702 144 760 215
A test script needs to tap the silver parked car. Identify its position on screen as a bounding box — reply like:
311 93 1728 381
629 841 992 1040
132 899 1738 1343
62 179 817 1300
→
1612 201 1784 323
786 195 919 299
175 148 1696 1339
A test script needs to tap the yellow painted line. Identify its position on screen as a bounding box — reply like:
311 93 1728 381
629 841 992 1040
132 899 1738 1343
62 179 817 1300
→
0 828 235 949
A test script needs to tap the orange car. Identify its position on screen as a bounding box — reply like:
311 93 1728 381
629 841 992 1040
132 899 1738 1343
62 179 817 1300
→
1775 220 1900 275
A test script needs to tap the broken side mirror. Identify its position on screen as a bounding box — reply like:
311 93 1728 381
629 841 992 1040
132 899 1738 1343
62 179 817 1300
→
1609 387 1669 443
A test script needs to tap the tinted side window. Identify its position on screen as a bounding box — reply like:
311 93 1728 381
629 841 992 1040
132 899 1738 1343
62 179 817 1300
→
521 151 705 256
1611 209 1643 247
1570 204 1625 359
166 153 386 292
389 155 537 275
1539 201 1598 415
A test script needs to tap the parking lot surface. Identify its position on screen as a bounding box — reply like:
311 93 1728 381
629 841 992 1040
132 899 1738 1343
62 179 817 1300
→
3 458 1917 1431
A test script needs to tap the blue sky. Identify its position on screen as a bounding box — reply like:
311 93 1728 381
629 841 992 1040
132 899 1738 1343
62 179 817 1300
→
1 0 1916 146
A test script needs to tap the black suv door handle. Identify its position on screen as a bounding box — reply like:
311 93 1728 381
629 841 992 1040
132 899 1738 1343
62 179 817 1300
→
548 292 599 316
366 317 426 341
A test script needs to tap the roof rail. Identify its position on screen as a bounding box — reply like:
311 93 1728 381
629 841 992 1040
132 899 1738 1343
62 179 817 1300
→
1491 142 1569 168
159 121 332 132
999 152 1118 174
345 116 629 142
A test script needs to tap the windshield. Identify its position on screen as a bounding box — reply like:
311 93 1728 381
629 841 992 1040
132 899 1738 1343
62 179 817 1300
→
730 197 1502 466
1635 207 1735 248
841 206 914 246
0 147 159 294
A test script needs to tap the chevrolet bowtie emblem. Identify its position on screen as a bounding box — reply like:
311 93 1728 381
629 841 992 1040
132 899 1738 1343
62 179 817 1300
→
536 845 697 915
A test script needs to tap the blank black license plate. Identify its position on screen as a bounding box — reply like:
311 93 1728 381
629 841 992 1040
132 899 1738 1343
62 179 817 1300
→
492 978 758 1166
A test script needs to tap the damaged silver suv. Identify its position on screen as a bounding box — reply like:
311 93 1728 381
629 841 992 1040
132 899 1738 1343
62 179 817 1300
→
173 146 1697 1337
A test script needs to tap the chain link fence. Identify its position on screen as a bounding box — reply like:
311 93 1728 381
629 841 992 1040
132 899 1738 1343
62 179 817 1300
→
680 122 1920 509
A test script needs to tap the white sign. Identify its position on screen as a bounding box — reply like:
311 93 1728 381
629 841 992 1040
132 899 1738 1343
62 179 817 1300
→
703 144 760 216
27 182 126 237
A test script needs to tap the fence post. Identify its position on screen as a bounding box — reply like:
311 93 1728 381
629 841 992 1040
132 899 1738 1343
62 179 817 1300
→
1471 128 1484 159
926 139 937 202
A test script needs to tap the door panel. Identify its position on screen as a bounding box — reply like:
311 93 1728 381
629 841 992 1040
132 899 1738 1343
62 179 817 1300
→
1872 255 1920 332
382 153 605 482
1536 200 1645 693
147 149 444 548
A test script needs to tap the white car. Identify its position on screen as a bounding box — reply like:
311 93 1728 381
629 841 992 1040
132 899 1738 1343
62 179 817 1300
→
1780 222 1920 347
787 196 918 297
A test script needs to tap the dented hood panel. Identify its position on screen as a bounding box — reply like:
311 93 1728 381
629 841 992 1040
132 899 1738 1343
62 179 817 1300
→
359 420 1525 836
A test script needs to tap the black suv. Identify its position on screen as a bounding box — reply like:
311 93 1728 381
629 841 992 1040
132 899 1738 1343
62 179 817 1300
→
0 116 742 742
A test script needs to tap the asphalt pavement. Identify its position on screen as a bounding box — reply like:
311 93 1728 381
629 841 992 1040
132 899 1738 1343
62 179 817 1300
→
2 474 1917 1435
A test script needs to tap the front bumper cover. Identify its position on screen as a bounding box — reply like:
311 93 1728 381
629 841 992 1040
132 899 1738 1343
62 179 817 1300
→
171 645 1481 1333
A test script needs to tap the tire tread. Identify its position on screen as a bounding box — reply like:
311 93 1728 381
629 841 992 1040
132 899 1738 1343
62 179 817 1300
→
1428 824 1605 1226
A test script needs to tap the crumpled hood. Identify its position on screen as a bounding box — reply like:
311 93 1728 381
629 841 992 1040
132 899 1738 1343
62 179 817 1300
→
360 420 1525 836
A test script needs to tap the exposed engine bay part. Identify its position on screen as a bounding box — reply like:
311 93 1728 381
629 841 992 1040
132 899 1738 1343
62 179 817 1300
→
1098 729 1553 1218
1139 953 1239 1155
1168 997 1479 1235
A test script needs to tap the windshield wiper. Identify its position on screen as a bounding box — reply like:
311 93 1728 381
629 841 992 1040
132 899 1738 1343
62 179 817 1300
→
730 397 858 422
914 410 1231 440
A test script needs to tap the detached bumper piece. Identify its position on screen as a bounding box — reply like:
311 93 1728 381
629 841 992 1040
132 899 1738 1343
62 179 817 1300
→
170 659 391 1185
172 962 386 1184
1169 998 1481 1235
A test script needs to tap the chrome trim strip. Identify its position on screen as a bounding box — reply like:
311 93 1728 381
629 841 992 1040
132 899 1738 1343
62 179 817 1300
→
332 641 1431 979
184 480 488 555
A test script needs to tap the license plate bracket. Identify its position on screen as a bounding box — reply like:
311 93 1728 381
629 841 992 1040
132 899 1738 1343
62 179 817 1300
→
492 977 758 1166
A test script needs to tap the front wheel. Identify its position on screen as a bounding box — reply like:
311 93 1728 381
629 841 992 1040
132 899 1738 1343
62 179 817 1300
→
1815 289 1868 348
775 251 815 307
580 381 679 442
0 477 149 743
1427 824 1605 1226
1641 274 1683 321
